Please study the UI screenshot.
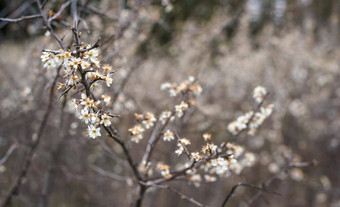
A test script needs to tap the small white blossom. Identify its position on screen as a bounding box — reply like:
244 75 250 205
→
84 48 99 62
79 108 91 124
40 52 50 62
87 125 101 138
43 59 56 70
142 112 157 129
103 74 113 87
175 101 189 118
163 130 174 141
159 110 174 124
100 114 111 126
253 86 267 103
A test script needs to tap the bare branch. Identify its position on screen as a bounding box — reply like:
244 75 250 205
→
155 184 213 207
0 67 61 207
82 6 118 21
0 144 17 165
91 165 128 182
221 182 280 207
174 131 191 160
0 14 42 23
247 161 314 205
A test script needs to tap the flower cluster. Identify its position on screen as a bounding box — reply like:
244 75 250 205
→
159 110 174 124
200 143 255 178
161 76 202 97
174 101 189 118
128 112 157 143
227 86 274 135
154 125 257 187
157 163 171 179
41 44 116 139
129 77 202 143
174 138 191 156
128 125 145 143
135 112 157 129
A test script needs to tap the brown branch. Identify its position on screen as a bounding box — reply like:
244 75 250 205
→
35 0 65 49
39 96 67 207
104 125 143 181
48 0 72 23
0 67 60 207
141 111 176 166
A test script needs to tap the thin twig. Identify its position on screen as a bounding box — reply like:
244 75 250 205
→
221 182 280 207
155 184 213 207
0 144 17 165
247 161 313 205
91 165 127 181
174 131 191 160
0 14 42 22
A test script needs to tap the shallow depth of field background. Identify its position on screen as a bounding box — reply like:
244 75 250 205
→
1 0 340 206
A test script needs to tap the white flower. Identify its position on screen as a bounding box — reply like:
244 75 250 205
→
102 64 112 74
160 82 171 90
142 112 157 129
190 152 200 161
70 99 79 111
81 60 91 69
204 175 217 183
103 74 113 87
79 108 91 124
227 122 238 135
41 52 50 62
67 74 79 86
80 96 93 109
163 130 174 141
159 110 174 124
227 111 253 135
208 144 217 153
54 54 63 65
102 94 111 106
43 59 56 70
71 57 81 69
253 86 267 103
87 125 101 139
129 125 145 143
90 112 99 124
175 146 184 156
131 134 143 143
100 114 111 126
241 153 256 167
175 101 189 118
189 174 202 187
188 76 195 83
179 138 191 146
84 48 99 62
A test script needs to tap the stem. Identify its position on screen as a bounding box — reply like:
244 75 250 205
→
134 185 147 207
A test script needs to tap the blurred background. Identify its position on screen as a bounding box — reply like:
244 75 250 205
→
1 0 340 206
